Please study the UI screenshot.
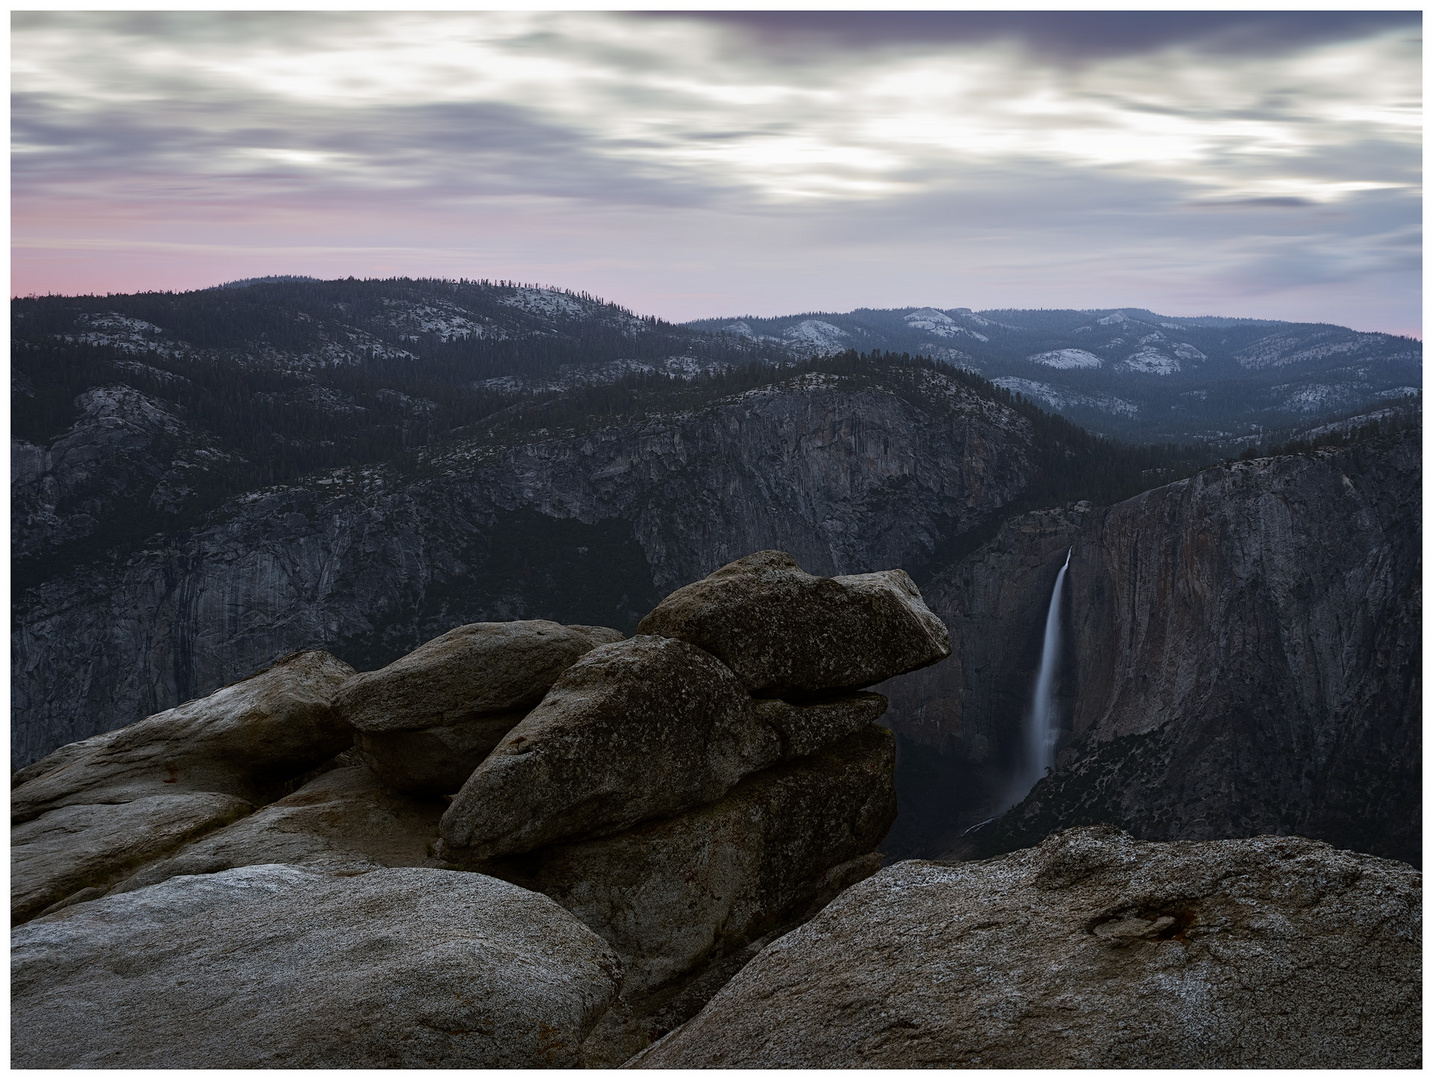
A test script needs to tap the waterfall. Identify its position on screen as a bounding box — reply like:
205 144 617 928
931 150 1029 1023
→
1006 547 1071 809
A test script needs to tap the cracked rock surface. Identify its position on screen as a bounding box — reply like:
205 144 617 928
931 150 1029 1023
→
633 825 1421 1069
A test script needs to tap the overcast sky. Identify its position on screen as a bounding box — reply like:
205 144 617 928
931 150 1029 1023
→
11 11 1423 335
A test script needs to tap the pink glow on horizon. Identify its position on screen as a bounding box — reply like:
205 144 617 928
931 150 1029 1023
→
13 192 1423 338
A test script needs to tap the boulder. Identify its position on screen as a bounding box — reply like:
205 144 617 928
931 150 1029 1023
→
486 724 896 1000
108 765 447 895
12 651 355 822
339 621 623 794
753 692 887 759
437 637 780 862
12 865 625 1068
632 826 1422 1069
635 551 950 696
12 792 252 924
568 625 628 647
336 620 620 734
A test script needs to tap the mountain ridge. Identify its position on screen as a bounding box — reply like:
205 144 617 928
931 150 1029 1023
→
686 302 1419 442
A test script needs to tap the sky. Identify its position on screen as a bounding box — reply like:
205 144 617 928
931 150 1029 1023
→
10 11 1424 336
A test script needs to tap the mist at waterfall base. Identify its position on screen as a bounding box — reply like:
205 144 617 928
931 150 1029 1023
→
1001 549 1072 813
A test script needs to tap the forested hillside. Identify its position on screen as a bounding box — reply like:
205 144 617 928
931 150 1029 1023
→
689 303 1420 443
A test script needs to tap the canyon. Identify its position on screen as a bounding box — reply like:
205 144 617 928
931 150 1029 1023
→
881 430 1420 867
12 277 1421 871
10 278 1421 1068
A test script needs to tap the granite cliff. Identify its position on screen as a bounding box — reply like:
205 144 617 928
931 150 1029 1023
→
881 429 1420 866
14 368 1042 768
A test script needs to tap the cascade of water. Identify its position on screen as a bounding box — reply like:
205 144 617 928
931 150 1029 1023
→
1006 547 1071 809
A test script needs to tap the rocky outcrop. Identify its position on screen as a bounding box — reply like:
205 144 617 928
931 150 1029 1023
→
106 764 447 895
14 372 1034 768
418 554 930 1064
881 432 1421 866
13 649 355 821
485 725 895 997
12 865 624 1068
12 551 921 1067
634 825 1421 1068
636 550 950 695
10 651 356 921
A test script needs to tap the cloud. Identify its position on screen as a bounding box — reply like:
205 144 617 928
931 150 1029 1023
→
9 12 1421 335
14 11 1418 205
1188 197 1319 210
646 12 1421 67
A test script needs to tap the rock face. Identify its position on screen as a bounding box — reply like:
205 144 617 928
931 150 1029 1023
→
876 505 1090 857
437 636 780 861
485 724 895 996
634 826 1422 1069
881 432 1422 866
11 651 357 922
12 865 624 1068
14 371 1034 768
13 650 356 821
1052 435 1421 867
107 764 447 895
637 551 950 695
12 384 235 560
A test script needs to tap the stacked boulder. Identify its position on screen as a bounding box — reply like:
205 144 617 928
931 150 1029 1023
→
434 552 949 1059
11 551 950 1068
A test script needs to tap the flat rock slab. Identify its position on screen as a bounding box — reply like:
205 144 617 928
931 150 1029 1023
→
636 551 950 696
110 765 446 895
336 621 620 734
13 864 624 1068
488 724 897 997
438 636 780 861
633 825 1422 1068
13 651 355 822
12 792 252 924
